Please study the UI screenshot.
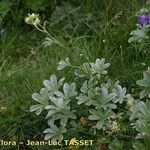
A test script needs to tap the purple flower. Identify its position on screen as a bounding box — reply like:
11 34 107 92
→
138 14 149 25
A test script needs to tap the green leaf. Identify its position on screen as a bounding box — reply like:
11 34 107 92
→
82 63 91 74
44 134 55 141
90 58 110 76
57 57 71 70
43 124 67 141
107 103 117 109
96 120 104 129
32 93 43 103
43 74 65 93
30 104 44 115
35 107 44 115
88 115 100 120
137 67 150 98
54 91 65 99
63 82 78 99
60 117 68 126
51 97 64 107
140 90 150 99
112 85 126 104
92 87 117 109
89 108 116 129
54 82 78 100
137 68 150 87
31 88 50 106
138 101 150 121
77 78 99 105
74 62 91 77
46 110 58 117
128 24 149 43
77 95 88 105
30 104 43 112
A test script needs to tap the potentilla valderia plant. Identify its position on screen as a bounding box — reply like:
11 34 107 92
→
30 57 150 149
30 58 127 145
128 6 150 43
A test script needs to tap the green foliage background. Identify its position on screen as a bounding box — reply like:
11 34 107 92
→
0 0 150 150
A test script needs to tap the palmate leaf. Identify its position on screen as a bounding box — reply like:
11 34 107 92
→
129 100 143 121
80 78 98 93
45 97 71 118
50 97 64 107
137 67 150 98
89 108 116 129
90 58 110 76
74 62 91 77
77 78 99 105
74 58 110 78
46 110 76 127
137 67 150 87
92 87 117 110
138 100 150 121
139 90 150 99
129 99 150 136
128 24 149 43
57 57 71 70
30 104 44 115
69 120 83 132
31 88 51 106
45 95 76 126
112 85 126 104
63 82 78 99
43 124 67 141
31 76 64 115
53 110 76 120
77 90 97 106
80 62 91 75
54 82 78 100
77 94 91 105
43 74 65 93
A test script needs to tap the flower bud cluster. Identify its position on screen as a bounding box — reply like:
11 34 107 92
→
25 13 40 26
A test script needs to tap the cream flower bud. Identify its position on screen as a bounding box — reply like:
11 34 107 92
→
25 13 40 26
111 120 120 133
